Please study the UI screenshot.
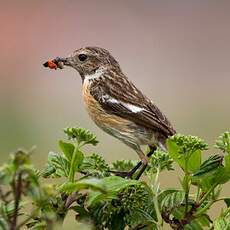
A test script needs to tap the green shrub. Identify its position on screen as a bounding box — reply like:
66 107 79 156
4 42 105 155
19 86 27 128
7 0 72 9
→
0 128 229 229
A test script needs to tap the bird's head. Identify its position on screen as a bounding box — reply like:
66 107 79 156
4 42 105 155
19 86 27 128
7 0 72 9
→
44 47 121 79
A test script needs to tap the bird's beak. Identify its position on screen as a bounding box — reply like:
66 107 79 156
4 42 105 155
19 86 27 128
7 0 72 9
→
43 56 74 70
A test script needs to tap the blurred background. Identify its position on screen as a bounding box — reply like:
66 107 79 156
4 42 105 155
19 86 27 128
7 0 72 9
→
0 0 229 227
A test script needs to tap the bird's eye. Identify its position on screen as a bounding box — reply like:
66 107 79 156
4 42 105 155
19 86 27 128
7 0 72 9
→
78 54 88 62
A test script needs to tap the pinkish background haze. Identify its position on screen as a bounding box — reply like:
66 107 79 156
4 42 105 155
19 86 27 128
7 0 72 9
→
0 1 229 227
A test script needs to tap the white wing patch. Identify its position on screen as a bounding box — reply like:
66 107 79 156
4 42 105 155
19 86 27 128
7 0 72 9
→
103 95 144 113
84 69 145 114
124 103 144 113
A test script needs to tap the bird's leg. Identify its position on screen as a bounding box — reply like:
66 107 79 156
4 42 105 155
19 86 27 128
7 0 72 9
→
132 150 149 180
110 146 157 179
125 147 156 179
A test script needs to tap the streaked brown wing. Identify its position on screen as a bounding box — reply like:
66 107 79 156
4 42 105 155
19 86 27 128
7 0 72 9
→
102 98 175 137
90 76 176 137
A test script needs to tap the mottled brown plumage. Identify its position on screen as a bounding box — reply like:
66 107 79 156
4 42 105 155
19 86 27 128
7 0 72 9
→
44 46 176 179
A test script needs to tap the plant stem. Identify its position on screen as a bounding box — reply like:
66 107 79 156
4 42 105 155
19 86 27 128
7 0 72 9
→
198 183 217 205
184 157 190 215
68 144 79 182
152 167 163 228
196 186 200 203
194 200 214 217
11 172 22 230
194 183 218 217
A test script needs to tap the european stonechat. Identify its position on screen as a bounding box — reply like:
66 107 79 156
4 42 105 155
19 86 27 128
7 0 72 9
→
44 47 176 179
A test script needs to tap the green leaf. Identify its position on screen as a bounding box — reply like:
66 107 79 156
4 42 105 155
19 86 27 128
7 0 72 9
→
75 150 84 169
58 178 106 194
213 218 229 230
192 167 225 192
27 220 47 229
168 134 208 154
0 217 8 230
44 152 70 177
0 200 25 219
187 150 202 172
71 149 84 173
158 189 180 205
215 131 230 154
80 153 110 177
167 138 202 173
146 149 174 174
192 154 230 191
87 176 140 206
224 154 230 174
64 127 99 146
193 154 223 177
0 164 14 184
102 176 140 192
58 140 75 162
40 165 56 178
213 208 230 230
160 190 185 213
125 209 157 230
184 215 211 229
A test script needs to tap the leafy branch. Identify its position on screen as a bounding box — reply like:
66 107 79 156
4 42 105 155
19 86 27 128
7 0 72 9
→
0 128 229 229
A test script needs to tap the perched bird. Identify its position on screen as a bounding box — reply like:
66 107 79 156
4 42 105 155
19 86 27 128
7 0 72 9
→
43 47 176 179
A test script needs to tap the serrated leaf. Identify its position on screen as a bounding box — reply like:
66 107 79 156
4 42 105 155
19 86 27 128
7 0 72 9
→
64 127 99 146
160 190 185 212
158 189 180 205
192 167 227 192
192 154 230 191
80 153 110 177
193 154 223 177
59 140 75 161
44 152 70 177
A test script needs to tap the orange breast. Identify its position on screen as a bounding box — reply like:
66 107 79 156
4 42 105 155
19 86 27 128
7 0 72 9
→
82 80 131 131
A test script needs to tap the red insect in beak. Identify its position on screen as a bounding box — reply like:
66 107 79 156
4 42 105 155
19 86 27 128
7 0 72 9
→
43 60 58 69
